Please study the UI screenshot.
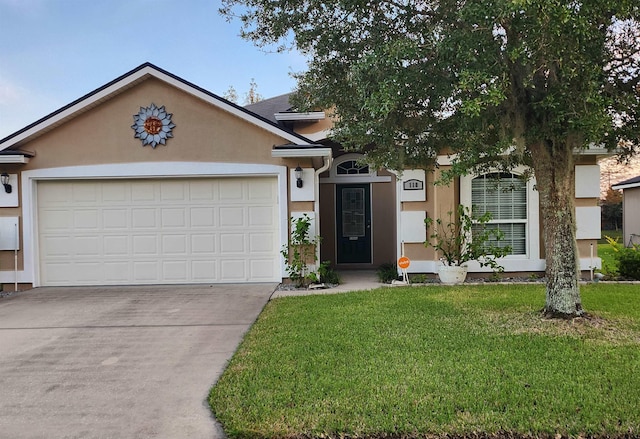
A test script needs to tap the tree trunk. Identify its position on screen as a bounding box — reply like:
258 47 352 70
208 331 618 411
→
529 141 584 318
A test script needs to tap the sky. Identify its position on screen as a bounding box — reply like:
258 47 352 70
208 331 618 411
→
0 0 307 139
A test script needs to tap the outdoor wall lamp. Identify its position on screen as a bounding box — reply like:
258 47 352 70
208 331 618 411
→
294 165 303 188
1 173 11 194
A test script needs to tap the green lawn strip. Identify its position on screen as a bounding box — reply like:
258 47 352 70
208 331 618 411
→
210 285 640 438
598 243 619 276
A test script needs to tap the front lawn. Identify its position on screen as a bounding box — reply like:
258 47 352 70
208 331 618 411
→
209 284 640 438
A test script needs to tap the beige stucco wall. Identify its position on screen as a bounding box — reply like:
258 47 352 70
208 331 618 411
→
19 78 291 170
405 167 459 263
294 117 333 136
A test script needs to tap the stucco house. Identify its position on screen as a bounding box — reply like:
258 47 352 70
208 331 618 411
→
612 175 640 247
0 63 604 289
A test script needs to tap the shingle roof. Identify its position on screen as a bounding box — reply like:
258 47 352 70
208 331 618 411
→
612 175 640 190
245 93 294 123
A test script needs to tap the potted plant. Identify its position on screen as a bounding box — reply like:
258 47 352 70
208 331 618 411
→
424 205 511 284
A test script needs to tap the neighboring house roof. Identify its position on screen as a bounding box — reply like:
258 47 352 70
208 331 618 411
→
245 93 294 123
612 175 640 190
0 63 316 151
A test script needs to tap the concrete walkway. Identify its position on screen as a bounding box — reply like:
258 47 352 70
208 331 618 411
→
0 284 275 439
271 270 386 298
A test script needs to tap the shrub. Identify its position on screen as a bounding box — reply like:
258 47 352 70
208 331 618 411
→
410 273 430 283
617 247 640 280
604 236 640 280
318 261 340 285
281 214 320 287
377 263 399 283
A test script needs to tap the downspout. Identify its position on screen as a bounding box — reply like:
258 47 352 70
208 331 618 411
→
314 153 333 266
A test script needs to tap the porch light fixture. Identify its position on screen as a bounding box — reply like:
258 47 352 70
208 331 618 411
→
1 173 11 194
294 165 303 188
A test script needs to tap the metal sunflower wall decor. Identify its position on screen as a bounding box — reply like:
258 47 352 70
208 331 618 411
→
131 103 175 148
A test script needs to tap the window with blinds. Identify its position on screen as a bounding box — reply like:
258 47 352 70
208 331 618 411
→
471 172 527 255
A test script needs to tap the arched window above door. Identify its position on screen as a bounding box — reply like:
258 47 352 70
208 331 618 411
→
323 154 391 183
336 160 370 175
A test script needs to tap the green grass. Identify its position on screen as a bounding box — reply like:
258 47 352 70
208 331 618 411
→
600 230 622 245
209 284 640 438
598 243 619 276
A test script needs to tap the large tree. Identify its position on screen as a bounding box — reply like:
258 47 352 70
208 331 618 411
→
221 0 640 317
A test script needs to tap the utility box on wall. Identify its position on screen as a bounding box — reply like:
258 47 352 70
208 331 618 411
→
0 217 20 250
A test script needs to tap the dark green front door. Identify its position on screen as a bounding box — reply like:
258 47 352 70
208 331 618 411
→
336 184 372 264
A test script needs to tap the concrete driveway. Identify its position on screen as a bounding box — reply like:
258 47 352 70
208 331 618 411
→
0 284 276 439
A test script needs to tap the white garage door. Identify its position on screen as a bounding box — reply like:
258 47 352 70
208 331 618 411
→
37 177 280 286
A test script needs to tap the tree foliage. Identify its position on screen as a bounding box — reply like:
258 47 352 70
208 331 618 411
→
601 188 623 230
221 78 263 105
221 0 640 317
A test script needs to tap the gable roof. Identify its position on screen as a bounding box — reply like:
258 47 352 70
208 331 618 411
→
0 63 316 151
612 175 640 190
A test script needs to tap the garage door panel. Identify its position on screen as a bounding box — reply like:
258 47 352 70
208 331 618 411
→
133 235 159 255
104 235 129 256
74 209 99 229
190 207 215 227
248 179 276 200
132 209 157 228
161 208 187 228
219 180 244 201
162 235 188 254
40 236 72 257
191 234 216 254
39 209 73 231
76 263 104 282
220 234 245 253
160 181 186 200
250 233 277 253
104 262 131 283
249 206 276 226
103 209 129 228
192 260 217 281
74 236 102 256
42 263 74 283
189 180 216 200
219 207 245 226
220 260 246 281
38 182 72 204
38 177 279 286
73 184 99 202
163 260 188 281
102 182 129 202
250 259 278 280
133 261 160 281
131 182 156 202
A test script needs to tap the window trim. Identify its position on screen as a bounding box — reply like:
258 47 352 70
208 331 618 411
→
460 166 540 262
321 153 391 184
471 171 528 256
